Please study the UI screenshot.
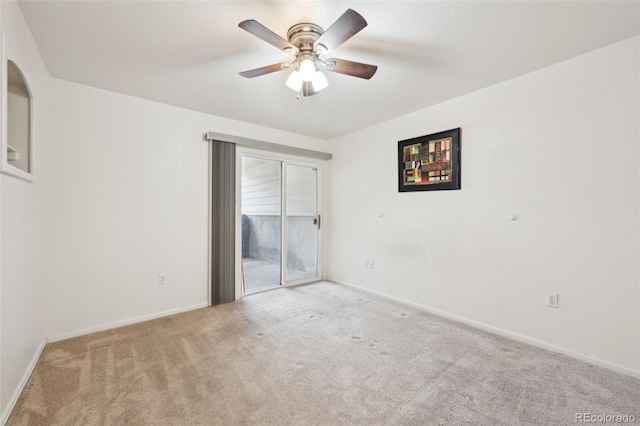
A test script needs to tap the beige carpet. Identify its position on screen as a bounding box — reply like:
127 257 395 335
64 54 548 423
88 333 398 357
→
8 282 639 425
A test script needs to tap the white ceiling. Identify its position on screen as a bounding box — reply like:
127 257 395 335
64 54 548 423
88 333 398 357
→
17 1 640 140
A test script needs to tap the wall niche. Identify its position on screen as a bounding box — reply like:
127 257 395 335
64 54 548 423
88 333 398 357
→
1 35 35 182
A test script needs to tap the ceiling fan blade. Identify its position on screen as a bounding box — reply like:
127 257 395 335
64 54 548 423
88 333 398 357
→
239 63 288 79
239 20 297 52
325 58 377 79
314 9 367 52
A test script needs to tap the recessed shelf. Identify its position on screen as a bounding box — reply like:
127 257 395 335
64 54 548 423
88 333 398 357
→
1 32 35 183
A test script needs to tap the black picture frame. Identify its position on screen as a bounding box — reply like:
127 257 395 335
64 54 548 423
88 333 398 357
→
398 128 461 192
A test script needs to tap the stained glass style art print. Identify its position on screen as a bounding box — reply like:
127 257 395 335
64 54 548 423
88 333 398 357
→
398 128 461 192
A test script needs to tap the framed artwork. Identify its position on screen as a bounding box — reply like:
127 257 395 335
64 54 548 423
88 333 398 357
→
398 128 460 192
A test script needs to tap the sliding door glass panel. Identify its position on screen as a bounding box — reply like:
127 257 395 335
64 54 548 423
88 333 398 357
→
285 164 318 282
241 157 282 293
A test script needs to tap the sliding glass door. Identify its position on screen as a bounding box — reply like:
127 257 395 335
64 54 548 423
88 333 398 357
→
239 154 321 294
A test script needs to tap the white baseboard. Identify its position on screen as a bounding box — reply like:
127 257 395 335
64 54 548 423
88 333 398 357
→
47 302 209 343
1 337 47 426
331 280 640 379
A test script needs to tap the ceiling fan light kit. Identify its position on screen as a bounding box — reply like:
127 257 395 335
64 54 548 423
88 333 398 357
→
311 71 328 91
238 9 377 98
285 71 302 91
298 57 316 82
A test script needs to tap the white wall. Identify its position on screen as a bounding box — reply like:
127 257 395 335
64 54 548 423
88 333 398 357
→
0 0 50 419
326 36 640 376
42 78 328 341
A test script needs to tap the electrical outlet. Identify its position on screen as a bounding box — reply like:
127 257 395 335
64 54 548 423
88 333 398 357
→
369 260 375 269
363 260 368 268
158 274 166 285
546 293 558 308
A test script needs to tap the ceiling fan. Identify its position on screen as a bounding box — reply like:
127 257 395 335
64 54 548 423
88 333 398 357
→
238 9 377 97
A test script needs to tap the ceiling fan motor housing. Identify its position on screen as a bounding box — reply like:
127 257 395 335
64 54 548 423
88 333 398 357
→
287 23 325 54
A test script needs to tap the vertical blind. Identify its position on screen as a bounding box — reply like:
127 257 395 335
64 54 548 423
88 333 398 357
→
210 141 236 305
